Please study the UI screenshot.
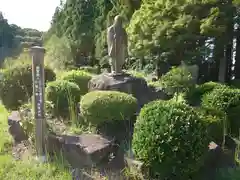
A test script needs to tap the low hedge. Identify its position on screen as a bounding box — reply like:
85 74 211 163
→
80 91 138 125
0 64 56 109
61 70 92 95
45 80 81 117
132 100 210 179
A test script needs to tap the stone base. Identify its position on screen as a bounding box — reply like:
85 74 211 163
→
88 72 150 108
47 133 116 168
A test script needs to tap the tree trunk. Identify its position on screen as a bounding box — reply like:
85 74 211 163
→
234 28 240 79
211 38 223 81
224 2 234 83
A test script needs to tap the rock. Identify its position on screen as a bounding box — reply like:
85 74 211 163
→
8 111 28 143
47 133 116 168
88 73 164 109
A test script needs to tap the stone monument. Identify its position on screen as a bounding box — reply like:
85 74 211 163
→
107 15 128 74
88 15 169 110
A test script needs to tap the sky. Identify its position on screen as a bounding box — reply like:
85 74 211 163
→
0 0 61 31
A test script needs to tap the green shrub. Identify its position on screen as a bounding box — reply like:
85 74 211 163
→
78 66 99 74
202 87 240 137
160 66 194 95
0 64 56 110
127 70 147 80
148 80 162 88
132 100 210 179
196 107 226 144
61 70 92 95
45 80 81 117
186 81 225 106
80 91 138 125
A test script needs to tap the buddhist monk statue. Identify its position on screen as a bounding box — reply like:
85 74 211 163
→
107 15 128 74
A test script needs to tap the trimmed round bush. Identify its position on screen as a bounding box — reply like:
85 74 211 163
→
186 81 225 106
132 100 210 179
61 70 92 95
0 64 56 110
202 87 240 136
80 91 138 125
196 107 226 144
45 80 81 117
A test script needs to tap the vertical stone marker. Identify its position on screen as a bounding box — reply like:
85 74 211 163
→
30 46 46 162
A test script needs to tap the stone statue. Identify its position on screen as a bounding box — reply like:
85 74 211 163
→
107 15 128 74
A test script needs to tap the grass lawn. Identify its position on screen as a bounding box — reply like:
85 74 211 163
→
0 105 72 180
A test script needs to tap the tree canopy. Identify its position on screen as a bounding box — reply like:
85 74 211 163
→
3 0 240 83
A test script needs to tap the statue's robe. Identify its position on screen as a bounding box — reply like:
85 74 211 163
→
107 25 128 73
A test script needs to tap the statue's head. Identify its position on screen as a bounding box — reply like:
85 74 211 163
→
113 15 123 27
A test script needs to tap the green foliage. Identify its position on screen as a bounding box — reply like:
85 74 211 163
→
0 64 56 110
80 91 138 125
202 87 240 136
46 0 97 61
0 13 15 58
127 0 207 66
132 100 210 179
78 66 99 74
19 103 34 140
160 66 194 95
127 70 147 80
60 70 92 95
44 35 74 71
45 80 81 118
196 107 226 144
2 50 32 69
202 87 240 112
186 81 226 106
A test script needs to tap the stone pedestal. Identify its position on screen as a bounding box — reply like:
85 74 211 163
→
88 73 151 108
47 133 116 168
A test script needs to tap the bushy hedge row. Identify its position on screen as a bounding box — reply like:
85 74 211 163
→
0 64 56 109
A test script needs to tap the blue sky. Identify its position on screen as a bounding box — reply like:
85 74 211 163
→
0 0 61 31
